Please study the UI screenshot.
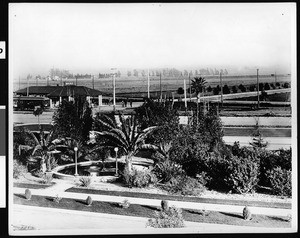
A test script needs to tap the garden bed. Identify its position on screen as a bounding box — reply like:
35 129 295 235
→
13 194 291 228
13 182 53 189
65 187 291 209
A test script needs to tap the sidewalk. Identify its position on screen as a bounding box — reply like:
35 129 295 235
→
13 185 292 217
11 204 292 236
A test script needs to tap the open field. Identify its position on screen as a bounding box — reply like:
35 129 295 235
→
13 74 291 97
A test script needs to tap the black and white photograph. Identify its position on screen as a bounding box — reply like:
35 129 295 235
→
8 2 297 235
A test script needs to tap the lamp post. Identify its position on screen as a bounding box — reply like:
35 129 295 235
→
111 68 117 111
114 147 119 176
74 147 78 176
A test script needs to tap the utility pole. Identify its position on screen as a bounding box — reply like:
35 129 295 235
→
257 69 260 109
112 68 117 111
184 78 187 109
160 73 162 102
26 75 29 96
92 75 94 89
60 71 63 86
189 73 191 101
220 72 223 107
19 76 20 90
147 69 150 98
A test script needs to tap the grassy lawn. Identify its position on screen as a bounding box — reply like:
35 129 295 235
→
13 194 291 228
65 187 291 209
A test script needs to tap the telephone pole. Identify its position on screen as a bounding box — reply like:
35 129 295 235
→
220 72 223 107
147 69 150 98
257 69 260 109
189 73 191 101
160 73 162 102
111 68 117 111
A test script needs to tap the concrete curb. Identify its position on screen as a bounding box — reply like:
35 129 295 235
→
11 204 294 236
13 187 292 217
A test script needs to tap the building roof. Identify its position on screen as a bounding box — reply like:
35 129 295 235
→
15 85 107 98
15 86 59 95
47 85 103 97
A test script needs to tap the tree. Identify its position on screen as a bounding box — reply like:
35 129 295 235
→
259 83 264 91
177 87 184 100
52 97 93 144
192 105 224 150
18 129 58 173
127 71 132 77
232 86 238 93
207 86 212 93
249 85 255 92
213 87 219 95
191 77 207 100
238 84 246 92
33 106 44 128
94 114 156 173
135 99 180 144
264 83 270 91
250 121 268 149
191 77 207 124
133 69 139 77
223 85 230 94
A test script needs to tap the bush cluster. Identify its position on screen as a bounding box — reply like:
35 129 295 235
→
13 160 27 179
79 176 92 187
40 173 53 184
267 167 291 197
147 205 185 228
121 167 158 188
225 156 260 194
164 174 205 196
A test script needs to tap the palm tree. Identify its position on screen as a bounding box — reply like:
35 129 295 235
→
33 106 44 129
93 114 156 173
191 77 207 125
19 129 59 173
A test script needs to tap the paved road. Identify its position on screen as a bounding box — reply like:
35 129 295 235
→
13 186 291 217
11 205 293 236
223 136 291 150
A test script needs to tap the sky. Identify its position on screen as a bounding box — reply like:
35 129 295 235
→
9 3 296 77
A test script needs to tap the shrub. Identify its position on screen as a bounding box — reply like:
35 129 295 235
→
119 199 130 209
161 200 169 211
267 167 291 197
79 176 92 187
147 206 185 228
40 173 53 184
13 160 27 179
121 168 157 188
25 189 31 200
258 148 291 187
164 174 205 196
153 160 184 183
86 196 92 206
53 194 62 203
225 156 260 194
243 206 252 220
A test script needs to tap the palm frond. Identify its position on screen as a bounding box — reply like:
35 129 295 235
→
32 144 43 155
25 129 40 145
119 113 130 142
140 144 159 151
98 130 128 152
135 126 157 145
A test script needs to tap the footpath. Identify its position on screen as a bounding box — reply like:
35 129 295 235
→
13 180 292 217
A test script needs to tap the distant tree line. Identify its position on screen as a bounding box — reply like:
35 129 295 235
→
178 81 290 96
126 68 229 77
